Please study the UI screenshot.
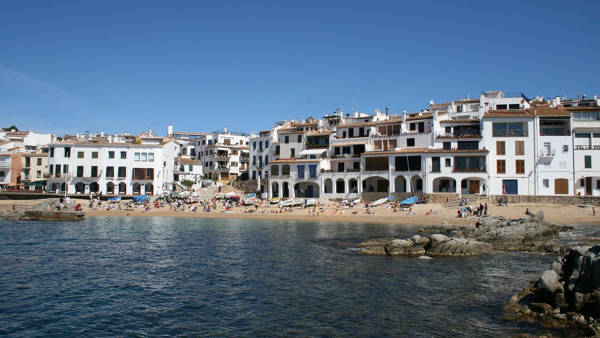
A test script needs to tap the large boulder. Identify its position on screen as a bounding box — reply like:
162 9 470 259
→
506 245 600 333
360 234 490 257
426 237 492 256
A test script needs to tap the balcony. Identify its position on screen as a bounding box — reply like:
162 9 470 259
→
575 145 600 150
540 127 570 136
539 148 556 157
453 167 487 173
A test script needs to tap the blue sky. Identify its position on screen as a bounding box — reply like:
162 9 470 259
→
1 0 599 136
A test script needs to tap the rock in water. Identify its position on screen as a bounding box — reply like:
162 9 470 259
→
506 245 600 333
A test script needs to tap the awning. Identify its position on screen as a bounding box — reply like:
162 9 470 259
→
299 149 327 156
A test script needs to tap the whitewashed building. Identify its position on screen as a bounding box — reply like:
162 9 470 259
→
46 137 179 195
194 130 249 183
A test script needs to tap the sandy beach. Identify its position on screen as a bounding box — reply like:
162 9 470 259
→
1 198 598 226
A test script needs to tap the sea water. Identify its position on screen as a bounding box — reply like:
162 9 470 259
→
0 217 560 336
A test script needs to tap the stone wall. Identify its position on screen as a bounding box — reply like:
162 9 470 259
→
491 194 600 205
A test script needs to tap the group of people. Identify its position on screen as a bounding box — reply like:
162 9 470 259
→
458 202 488 218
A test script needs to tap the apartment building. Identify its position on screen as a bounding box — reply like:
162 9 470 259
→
46 137 179 195
21 150 49 191
253 90 600 200
194 131 249 183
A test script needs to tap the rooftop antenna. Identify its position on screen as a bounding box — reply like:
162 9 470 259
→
385 106 389 116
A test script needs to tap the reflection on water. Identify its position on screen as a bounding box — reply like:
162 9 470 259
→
0 217 563 336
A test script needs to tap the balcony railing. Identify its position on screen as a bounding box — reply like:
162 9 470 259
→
539 127 570 136
575 145 600 150
453 168 486 173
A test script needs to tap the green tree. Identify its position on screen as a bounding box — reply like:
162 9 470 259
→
2 125 18 132
181 179 194 188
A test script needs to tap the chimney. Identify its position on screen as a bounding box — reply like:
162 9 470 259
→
385 106 389 115
224 126 227 133
167 125 173 137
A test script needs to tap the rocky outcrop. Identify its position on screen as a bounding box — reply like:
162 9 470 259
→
360 234 491 257
421 213 563 254
506 245 600 335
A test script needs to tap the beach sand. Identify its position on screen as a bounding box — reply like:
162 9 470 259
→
1 198 598 226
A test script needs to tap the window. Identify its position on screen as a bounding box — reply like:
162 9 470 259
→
64 147 71 158
516 160 525 174
394 156 421 171
290 148 295 158
456 105 463 112
457 141 478 150
271 165 279 176
515 141 524 156
338 162 345 172
265 141 269 148
118 166 126 177
445 127 451 134
509 104 520 109
492 122 528 137
573 112 599 120
562 145 568 152
297 165 305 178
120 151 127 159
282 165 290 175
432 157 440 172
36 170 41 178
407 138 415 147
92 152 99 159
353 161 360 170
445 158 451 167
63 165 68 173
253 142 256 149
106 166 114 177
49 147 54 158
76 166 84 177
189 165 193 171
284 136 289 144
108 151 115 159
252 156 256 166
496 104 508 110
275 145 280 155
374 140 382 150
0 171 4 177
37 158 42 166
496 141 505 155
134 153 140 161
366 157 389 171
497 160 506 174
91 166 98 177
585 155 592 168
309 165 317 178
443 142 451 150
543 179 549 188
297 135 302 143
410 123 416 131
148 153 154 162
141 153 147 162
77 151 84 158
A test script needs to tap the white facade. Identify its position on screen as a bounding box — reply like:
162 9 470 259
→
46 140 179 195
195 132 249 182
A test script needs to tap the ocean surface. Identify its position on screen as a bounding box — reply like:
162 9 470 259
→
0 217 572 336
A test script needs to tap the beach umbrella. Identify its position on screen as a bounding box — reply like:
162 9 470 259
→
133 195 151 203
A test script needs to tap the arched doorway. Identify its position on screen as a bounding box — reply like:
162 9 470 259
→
282 182 289 198
271 182 279 197
324 179 333 194
394 176 406 193
106 182 115 194
51 183 57 192
118 182 126 195
336 179 345 193
133 183 141 195
89 182 99 193
362 176 389 193
75 182 85 194
60 183 66 192
294 182 320 198
145 183 154 195
410 175 423 193
433 177 456 193
348 178 358 193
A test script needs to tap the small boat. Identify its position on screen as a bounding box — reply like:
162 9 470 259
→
132 195 151 203
304 198 317 208
371 197 388 207
400 196 419 207
291 199 303 207
244 197 257 206
270 197 280 204
107 196 122 202
279 199 292 207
